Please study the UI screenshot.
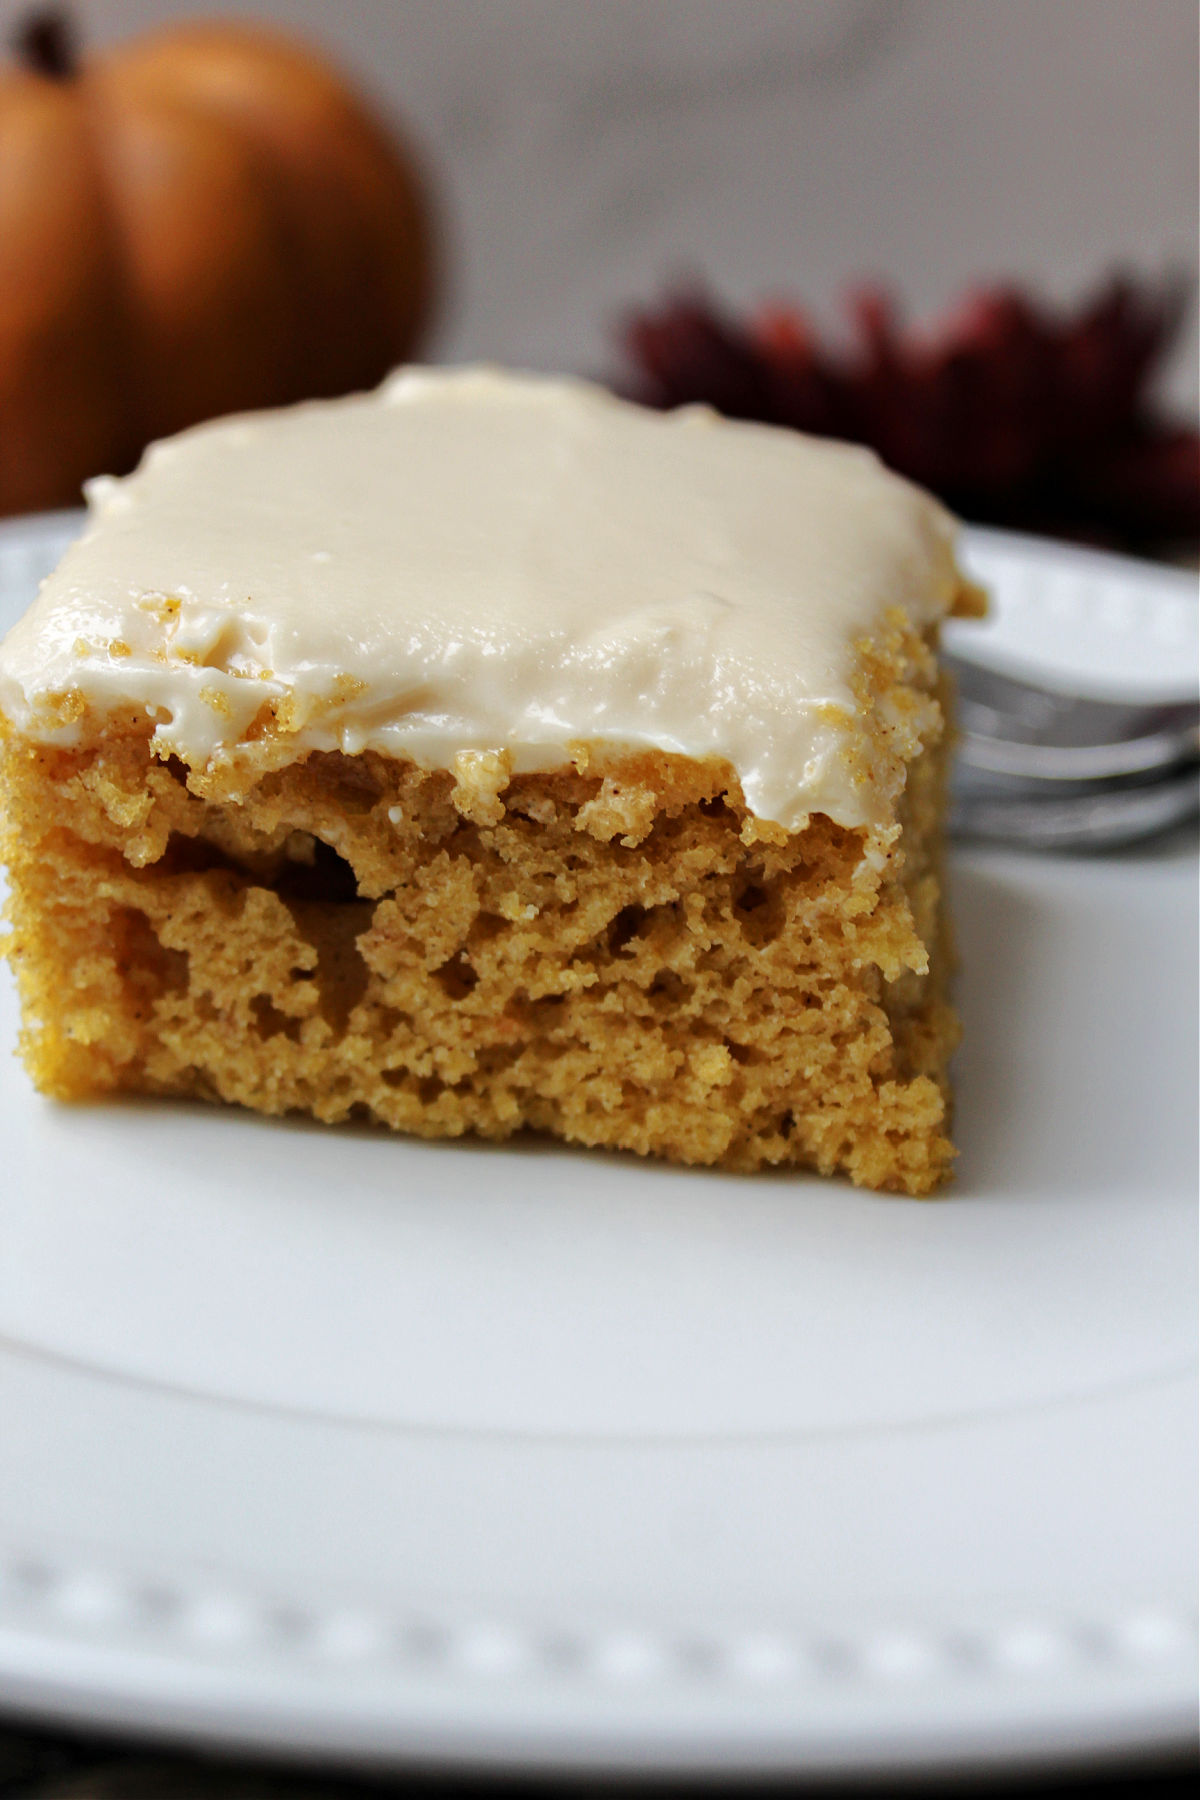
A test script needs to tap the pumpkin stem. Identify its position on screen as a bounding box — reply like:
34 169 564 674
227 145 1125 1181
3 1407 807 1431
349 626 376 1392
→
14 9 78 79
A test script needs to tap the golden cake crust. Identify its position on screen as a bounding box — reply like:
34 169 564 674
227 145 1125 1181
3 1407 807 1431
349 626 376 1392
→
1 669 958 1195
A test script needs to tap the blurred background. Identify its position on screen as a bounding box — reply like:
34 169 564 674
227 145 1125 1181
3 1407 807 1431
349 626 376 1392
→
1 0 1197 541
6 0 1195 385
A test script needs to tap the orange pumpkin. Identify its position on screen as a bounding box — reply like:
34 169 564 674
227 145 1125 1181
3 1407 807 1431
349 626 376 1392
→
0 11 434 516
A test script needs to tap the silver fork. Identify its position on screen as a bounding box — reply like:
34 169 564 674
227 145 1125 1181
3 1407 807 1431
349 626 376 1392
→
945 653 1200 849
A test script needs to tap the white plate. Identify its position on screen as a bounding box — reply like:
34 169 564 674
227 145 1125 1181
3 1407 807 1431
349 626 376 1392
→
0 514 1196 1776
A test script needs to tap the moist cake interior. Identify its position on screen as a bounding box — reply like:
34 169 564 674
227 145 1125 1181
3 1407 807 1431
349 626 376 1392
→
1 683 958 1196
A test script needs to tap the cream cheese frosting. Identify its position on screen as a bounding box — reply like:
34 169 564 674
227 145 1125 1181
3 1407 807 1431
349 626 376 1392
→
0 366 966 832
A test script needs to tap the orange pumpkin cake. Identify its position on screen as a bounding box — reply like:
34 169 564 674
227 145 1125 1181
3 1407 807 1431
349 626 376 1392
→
0 368 980 1193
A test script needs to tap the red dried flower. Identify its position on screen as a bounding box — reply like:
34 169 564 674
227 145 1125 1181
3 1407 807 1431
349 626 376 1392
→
621 279 1200 552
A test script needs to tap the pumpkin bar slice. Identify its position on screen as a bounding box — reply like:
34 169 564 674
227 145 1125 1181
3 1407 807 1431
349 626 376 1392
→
0 368 981 1193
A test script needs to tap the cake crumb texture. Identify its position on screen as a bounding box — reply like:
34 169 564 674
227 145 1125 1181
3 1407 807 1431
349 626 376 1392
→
1 699 958 1196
